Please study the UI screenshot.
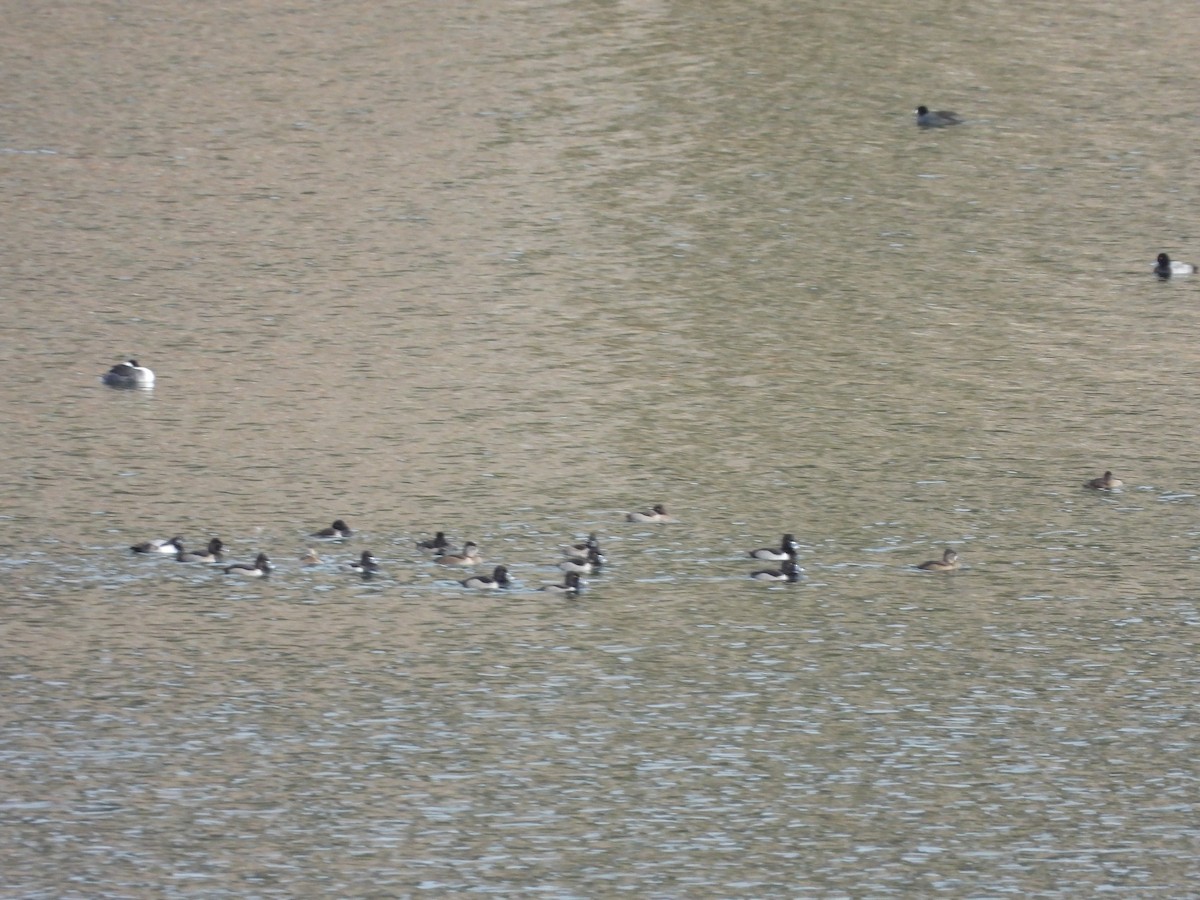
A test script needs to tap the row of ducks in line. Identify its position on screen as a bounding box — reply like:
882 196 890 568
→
128 466 1122 583
129 511 975 594
132 524 614 594
129 468 1123 586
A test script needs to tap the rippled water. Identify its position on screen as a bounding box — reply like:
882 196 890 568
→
4 0 1200 895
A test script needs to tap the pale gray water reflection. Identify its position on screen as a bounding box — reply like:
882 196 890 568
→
4 0 1200 895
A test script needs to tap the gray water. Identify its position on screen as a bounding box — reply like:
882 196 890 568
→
4 0 1200 896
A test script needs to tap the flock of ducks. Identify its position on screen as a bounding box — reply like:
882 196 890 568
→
915 104 1194 278
130 515 621 594
123 473 1122 592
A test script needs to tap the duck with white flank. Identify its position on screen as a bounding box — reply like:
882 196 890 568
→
541 572 582 595
750 558 803 582
349 550 380 576
102 359 155 389
224 553 272 577
131 535 183 554
559 547 605 575
461 566 510 590
748 533 799 560
176 538 224 563
1155 253 1196 279
311 519 352 540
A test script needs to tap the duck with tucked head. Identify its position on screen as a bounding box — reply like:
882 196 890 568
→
541 571 582 596
131 535 183 555
915 105 962 127
748 533 799 561
102 359 155 389
176 538 224 563
750 558 803 582
311 519 352 540
299 548 321 566
435 541 481 566
461 565 510 590
1155 253 1196 279
224 552 272 577
917 549 959 571
626 504 672 523
1084 470 1123 490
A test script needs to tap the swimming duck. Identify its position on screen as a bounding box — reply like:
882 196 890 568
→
562 532 600 557
224 552 272 577
299 548 321 566
1084 470 1123 490
311 519 352 540
176 538 224 563
750 558 803 582
435 541 481 566
1155 253 1196 279
559 547 605 574
102 359 155 389
416 531 450 552
348 550 380 575
626 504 672 523
917 549 959 571
541 572 582 595
131 535 183 555
915 105 962 127
748 533 800 561
461 565 510 590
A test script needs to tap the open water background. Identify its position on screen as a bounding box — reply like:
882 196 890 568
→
3 0 1200 895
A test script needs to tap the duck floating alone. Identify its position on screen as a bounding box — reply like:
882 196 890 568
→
102 359 155 389
1154 253 1195 279
915 105 962 127
1084 470 1122 490
916 549 959 571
